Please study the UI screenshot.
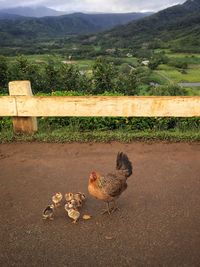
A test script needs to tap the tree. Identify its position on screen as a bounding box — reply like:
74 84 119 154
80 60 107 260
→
0 55 8 88
116 67 148 95
92 57 117 94
8 55 30 80
59 63 90 92
7 55 43 93
43 59 59 92
148 59 160 70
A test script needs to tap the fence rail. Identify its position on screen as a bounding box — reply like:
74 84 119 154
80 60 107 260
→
1 95 200 117
0 81 200 134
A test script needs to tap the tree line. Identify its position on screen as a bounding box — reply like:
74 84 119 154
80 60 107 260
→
0 55 186 96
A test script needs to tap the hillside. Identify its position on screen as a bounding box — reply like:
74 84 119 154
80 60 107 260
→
90 0 200 52
0 11 152 42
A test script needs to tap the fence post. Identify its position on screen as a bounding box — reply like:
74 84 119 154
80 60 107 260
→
8 81 38 134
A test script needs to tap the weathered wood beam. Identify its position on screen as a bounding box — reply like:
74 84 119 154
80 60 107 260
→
11 95 200 117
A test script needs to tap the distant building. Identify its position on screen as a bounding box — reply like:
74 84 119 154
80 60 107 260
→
126 53 133 58
141 60 150 66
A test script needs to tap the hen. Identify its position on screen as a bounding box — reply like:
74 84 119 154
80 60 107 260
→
88 152 132 214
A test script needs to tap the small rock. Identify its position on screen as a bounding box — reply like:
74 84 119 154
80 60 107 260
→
105 236 113 240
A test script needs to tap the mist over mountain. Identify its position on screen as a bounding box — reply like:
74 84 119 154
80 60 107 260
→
0 6 65 18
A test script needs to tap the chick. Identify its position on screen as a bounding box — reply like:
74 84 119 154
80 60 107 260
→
52 192 63 207
65 192 86 209
65 192 74 202
64 203 80 223
42 204 55 220
71 198 83 209
74 192 86 202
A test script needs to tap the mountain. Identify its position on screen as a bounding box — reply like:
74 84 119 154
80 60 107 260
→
0 6 65 17
90 0 200 52
0 11 152 41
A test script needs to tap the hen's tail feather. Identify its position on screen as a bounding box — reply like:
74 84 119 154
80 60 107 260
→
116 152 132 178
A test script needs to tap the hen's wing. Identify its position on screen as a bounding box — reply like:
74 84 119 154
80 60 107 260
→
100 173 127 198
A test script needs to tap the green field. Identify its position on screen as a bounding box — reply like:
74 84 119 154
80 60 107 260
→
157 67 200 83
4 50 200 95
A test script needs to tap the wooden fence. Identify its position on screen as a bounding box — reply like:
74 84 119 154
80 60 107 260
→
0 80 200 134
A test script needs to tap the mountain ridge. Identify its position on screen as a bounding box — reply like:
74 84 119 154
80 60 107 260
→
0 11 152 40
89 0 200 52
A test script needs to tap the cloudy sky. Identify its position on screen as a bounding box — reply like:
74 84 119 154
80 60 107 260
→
0 0 186 12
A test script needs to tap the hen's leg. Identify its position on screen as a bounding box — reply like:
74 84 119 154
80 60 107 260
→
111 200 120 213
101 202 111 215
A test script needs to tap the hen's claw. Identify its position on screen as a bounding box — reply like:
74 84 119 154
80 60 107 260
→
110 201 120 213
101 202 112 215
110 206 120 213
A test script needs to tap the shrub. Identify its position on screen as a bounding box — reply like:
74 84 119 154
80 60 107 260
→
149 84 188 96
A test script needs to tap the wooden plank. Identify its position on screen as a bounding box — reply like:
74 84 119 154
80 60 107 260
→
0 96 17 116
14 96 200 117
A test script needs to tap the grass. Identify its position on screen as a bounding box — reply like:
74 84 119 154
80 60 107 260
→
166 53 200 63
186 87 200 96
6 54 64 64
6 54 94 70
149 71 169 84
1 127 200 143
156 67 200 83
154 50 200 83
120 57 138 65
75 59 94 70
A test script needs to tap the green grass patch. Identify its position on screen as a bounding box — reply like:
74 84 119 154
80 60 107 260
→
157 68 200 83
1 116 200 143
185 87 200 96
148 71 169 84
74 59 94 70
6 53 64 64
120 57 139 65
1 128 200 143
167 52 200 60
157 64 175 71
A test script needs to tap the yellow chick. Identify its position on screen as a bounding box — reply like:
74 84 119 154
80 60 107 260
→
42 204 55 220
64 203 80 223
52 192 63 207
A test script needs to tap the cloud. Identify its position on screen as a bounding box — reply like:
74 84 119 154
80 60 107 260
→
0 0 186 12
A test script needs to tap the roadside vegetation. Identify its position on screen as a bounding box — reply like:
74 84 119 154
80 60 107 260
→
1 51 200 95
1 90 200 143
0 50 199 143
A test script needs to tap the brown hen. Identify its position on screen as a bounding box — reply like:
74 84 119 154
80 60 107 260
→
88 152 132 214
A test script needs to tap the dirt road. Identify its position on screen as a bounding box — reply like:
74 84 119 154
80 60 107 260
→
0 142 200 266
